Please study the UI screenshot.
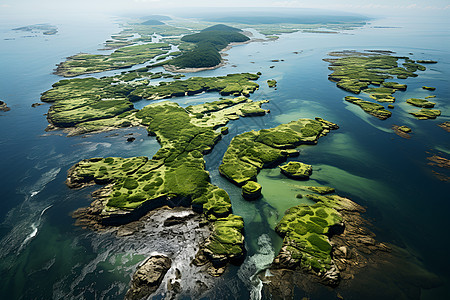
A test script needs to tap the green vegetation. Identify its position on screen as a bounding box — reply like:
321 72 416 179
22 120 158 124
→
279 162 313 179
242 181 262 200
409 108 441 120
141 19 164 25
363 87 396 103
40 73 260 132
417 60 437 64
397 126 412 133
130 73 260 101
406 98 435 108
168 25 249 69
306 186 335 195
267 79 277 88
344 96 391 120
422 86 436 91
56 43 171 77
219 118 338 186
275 202 342 273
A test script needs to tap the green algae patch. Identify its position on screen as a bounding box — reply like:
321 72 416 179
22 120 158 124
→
406 98 435 108
274 203 342 273
410 108 441 120
422 86 436 91
242 181 262 200
306 186 335 195
279 162 313 180
56 43 171 77
219 118 338 186
344 96 391 120
267 79 277 88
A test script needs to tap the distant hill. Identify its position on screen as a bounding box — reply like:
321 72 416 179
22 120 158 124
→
141 19 165 25
201 24 242 32
142 15 172 21
169 24 249 69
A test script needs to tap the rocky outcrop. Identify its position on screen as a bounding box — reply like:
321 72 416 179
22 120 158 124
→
241 181 262 200
0 100 10 112
279 161 313 179
125 255 172 300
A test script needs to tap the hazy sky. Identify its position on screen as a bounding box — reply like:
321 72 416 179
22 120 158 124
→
1 0 449 18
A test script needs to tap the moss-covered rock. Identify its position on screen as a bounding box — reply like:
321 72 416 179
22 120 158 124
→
422 86 436 91
406 98 435 108
267 79 277 88
306 186 335 195
242 181 262 200
397 126 412 133
344 96 391 120
279 161 313 180
219 118 338 186
410 108 441 120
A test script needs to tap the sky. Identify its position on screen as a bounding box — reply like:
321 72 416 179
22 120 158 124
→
0 0 449 19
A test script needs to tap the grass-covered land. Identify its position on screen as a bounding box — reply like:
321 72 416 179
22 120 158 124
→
267 79 277 88
56 43 171 77
66 96 270 265
344 96 391 120
422 86 436 91
241 181 262 200
40 73 260 133
130 73 260 100
275 202 342 275
326 51 425 94
219 118 338 186
409 108 441 120
168 25 249 69
306 186 335 195
406 98 436 108
279 161 313 179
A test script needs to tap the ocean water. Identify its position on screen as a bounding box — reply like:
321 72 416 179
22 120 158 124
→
0 12 449 299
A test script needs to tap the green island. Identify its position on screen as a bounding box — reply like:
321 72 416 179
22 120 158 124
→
409 108 441 120
422 86 436 91
406 98 436 108
279 161 313 179
241 181 263 200
267 79 277 88
219 118 339 186
56 43 171 77
165 24 250 70
306 186 335 194
344 96 391 120
40 72 261 134
65 95 272 272
324 51 440 120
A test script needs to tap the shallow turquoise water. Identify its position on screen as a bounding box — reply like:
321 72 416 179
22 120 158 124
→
0 13 449 299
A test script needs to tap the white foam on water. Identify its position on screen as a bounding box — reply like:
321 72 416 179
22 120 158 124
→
238 234 275 300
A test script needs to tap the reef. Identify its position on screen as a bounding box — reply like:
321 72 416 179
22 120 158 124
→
438 121 450 132
406 98 435 108
0 100 11 112
409 108 441 120
392 125 412 139
344 96 391 120
219 118 339 186
279 161 313 179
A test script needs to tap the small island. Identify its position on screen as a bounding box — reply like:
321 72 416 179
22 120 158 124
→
406 98 435 108
279 161 313 179
0 100 10 112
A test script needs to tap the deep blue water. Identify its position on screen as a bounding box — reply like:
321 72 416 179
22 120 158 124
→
0 13 449 299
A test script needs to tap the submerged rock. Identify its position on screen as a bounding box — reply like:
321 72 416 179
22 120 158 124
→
125 255 172 300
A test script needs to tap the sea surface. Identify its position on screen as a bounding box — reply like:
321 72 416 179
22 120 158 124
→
0 12 449 300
